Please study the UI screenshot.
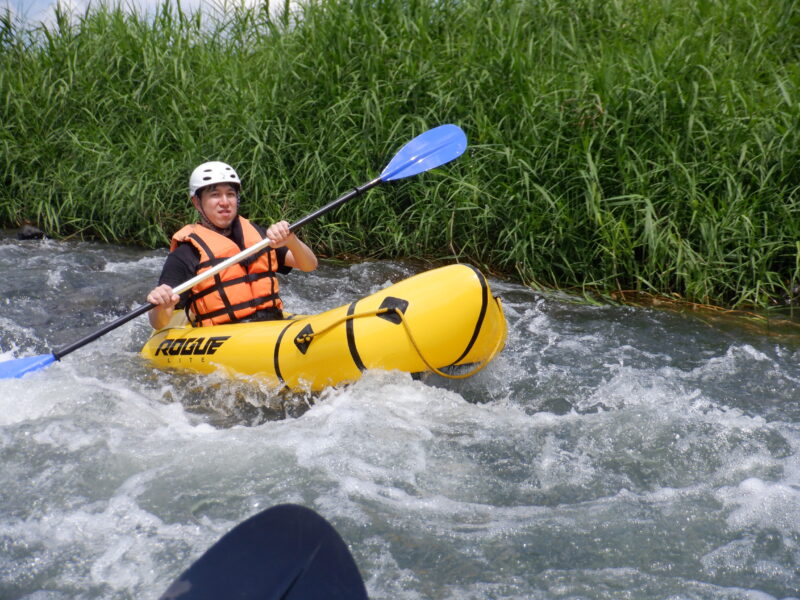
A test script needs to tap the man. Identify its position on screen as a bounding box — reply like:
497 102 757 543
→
146 161 318 330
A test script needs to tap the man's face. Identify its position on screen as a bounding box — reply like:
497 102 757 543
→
194 183 239 229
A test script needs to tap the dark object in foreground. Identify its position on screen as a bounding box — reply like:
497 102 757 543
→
160 504 369 600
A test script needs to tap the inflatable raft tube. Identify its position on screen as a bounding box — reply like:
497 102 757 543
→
141 264 506 391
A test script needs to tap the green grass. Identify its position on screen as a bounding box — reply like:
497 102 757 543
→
2 0 800 308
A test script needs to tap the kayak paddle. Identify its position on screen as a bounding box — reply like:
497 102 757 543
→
0 124 467 379
159 503 369 600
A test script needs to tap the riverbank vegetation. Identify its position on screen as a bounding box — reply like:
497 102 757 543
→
2 0 799 308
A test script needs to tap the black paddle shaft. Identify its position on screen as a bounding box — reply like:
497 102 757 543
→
289 176 382 231
52 176 385 361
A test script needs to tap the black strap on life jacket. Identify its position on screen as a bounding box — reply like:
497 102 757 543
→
185 232 279 326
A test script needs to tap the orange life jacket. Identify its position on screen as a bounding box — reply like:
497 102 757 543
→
170 218 283 327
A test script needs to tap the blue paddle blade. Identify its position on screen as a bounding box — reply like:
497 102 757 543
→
380 124 467 181
0 354 56 379
160 504 368 600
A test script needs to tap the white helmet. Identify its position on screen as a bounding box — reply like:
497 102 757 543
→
189 161 241 197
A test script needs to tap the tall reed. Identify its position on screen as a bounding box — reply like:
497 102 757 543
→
2 0 799 308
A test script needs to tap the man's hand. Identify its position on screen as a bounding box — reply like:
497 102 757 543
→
147 284 180 330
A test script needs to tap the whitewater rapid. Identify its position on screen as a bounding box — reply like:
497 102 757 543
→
1 235 798 599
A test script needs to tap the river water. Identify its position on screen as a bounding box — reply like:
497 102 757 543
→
0 232 798 599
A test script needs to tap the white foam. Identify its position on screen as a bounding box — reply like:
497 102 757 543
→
0 373 72 425
688 344 772 380
716 477 800 534
0 492 216 594
102 254 166 274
